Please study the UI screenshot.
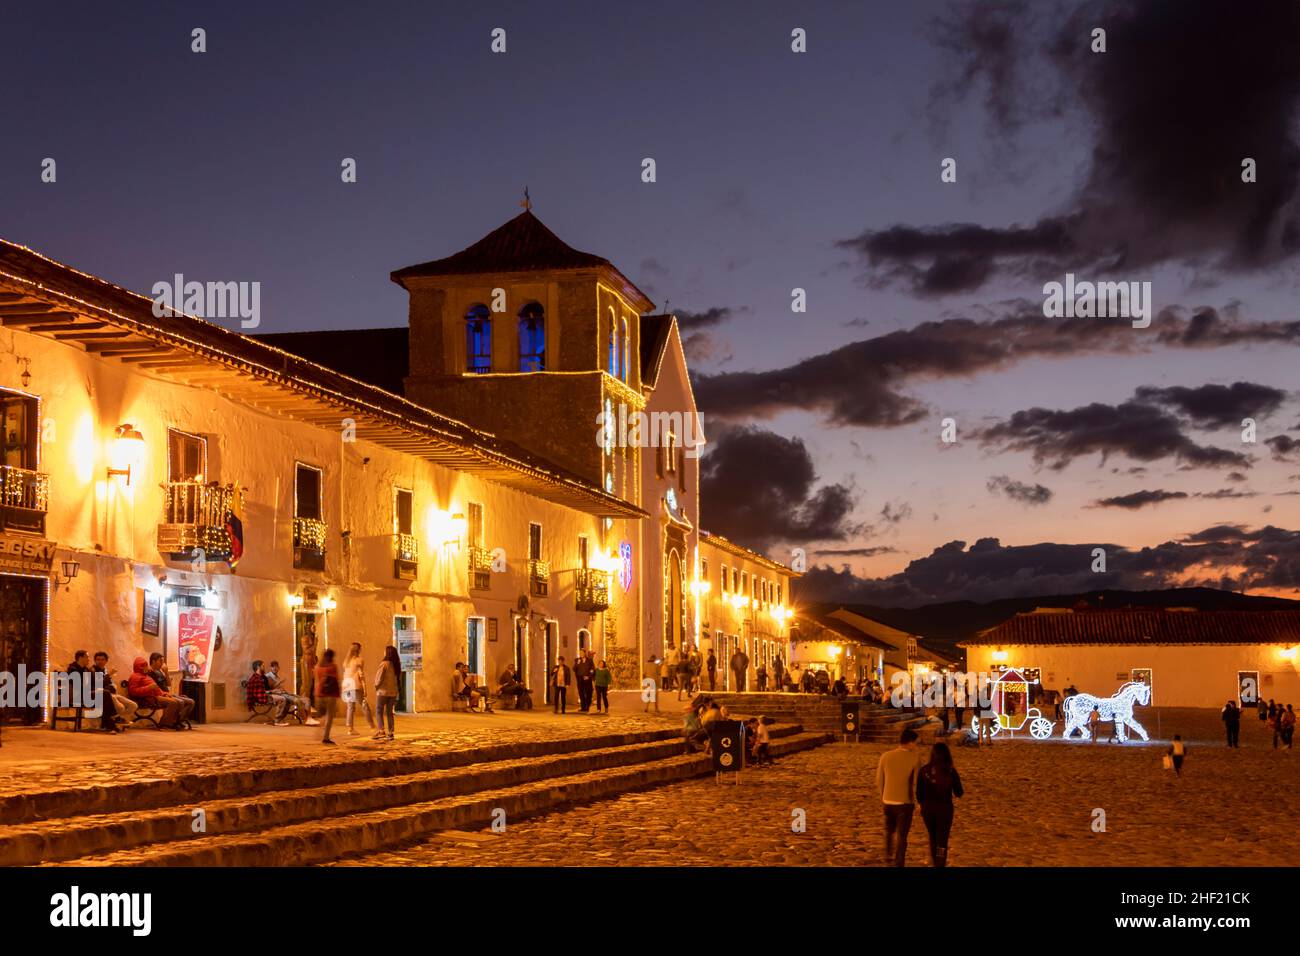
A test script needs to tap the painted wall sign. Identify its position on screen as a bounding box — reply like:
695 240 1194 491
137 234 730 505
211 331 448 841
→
618 541 633 593
141 591 161 636
177 607 216 682
0 534 57 575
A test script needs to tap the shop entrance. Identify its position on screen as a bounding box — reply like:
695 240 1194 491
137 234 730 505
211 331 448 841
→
394 615 418 712
543 620 558 704
0 574 44 724
513 617 529 693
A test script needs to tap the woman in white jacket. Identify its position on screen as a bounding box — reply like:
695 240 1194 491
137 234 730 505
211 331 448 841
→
342 642 376 735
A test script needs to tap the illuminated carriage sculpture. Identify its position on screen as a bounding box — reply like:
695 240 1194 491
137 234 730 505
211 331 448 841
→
969 667 1056 740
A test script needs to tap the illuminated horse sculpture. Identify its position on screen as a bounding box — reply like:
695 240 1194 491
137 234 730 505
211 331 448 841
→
1061 682 1152 742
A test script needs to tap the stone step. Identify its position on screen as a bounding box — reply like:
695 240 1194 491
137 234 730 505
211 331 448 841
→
0 727 686 826
4 725 807 866
53 731 832 867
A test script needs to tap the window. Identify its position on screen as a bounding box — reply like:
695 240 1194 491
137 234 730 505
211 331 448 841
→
167 429 207 482
741 571 749 597
720 564 728 592
579 534 589 568
528 522 542 561
518 302 546 372
468 502 489 591
607 308 619 377
295 464 322 521
732 568 739 592
776 583 782 605
665 432 677 474
468 502 484 548
467 617 485 679
701 556 708 580
0 393 38 470
465 304 492 373
394 488 413 535
528 522 547 596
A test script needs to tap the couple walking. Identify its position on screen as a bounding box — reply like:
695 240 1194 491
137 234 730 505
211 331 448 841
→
876 728 964 867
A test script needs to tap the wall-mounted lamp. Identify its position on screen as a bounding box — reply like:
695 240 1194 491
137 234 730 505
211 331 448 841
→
18 357 31 389
320 596 337 611
991 648 1009 662
107 423 145 485
1280 646 1297 661
56 559 79 590
286 592 305 609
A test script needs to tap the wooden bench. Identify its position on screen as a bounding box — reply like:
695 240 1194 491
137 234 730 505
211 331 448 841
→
120 680 162 729
50 705 87 732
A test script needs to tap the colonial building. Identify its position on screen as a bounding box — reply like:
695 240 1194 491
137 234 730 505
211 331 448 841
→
697 531 796 689
0 209 796 723
963 606 1300 708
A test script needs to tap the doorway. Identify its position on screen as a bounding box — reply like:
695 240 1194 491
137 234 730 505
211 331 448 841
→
293 612 323 702
467 617 485 681
513 617 529 694
543 620 557 704
394 615 417 712
0 574 45 724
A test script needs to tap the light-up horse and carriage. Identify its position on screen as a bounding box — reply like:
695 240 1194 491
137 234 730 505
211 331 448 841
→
968 668 1153 742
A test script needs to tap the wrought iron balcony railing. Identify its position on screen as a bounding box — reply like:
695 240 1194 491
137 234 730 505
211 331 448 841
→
393 532 418 580
0 465 48 534
529 557 550 596
574 567 610 612
157 481 235 558
468 545 492 590
293 516 327 570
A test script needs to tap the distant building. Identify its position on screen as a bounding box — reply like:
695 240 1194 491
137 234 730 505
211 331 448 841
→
793 608 958 686
962 607 1300 708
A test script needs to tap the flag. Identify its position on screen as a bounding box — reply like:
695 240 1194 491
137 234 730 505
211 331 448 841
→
225 484 244 571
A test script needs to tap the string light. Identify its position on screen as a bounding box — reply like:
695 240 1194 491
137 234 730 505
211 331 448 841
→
1061 681 1151 742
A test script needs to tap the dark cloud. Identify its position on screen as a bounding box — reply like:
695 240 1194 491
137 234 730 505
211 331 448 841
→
814 546 900 558
848 0 1300 295
1134 382 1288 428
879 500 913 526
977 400 1251 471
698 425 860 550
1227 471 1248 483
675 307 741 331
1198 489 1258 500
1267 435 1300 461
795 525 1300 606
987 474 1053 505
1093 489 1189 510
693 306 1300 427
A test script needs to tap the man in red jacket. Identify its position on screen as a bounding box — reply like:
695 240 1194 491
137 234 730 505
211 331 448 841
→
127 656 185 729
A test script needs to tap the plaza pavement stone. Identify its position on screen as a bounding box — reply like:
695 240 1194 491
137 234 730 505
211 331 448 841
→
329 711 1300 868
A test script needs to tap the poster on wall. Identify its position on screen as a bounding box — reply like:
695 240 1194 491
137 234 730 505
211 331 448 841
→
141 591 160 636
176 606 216 682
398 629 424 672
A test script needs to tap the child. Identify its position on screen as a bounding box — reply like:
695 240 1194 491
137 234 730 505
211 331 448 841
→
754 715 773 766
1088 705 1102 744
743 717 760 764
1168 735 1186 776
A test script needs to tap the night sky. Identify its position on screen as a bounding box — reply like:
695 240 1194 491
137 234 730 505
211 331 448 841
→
4 1 1299 606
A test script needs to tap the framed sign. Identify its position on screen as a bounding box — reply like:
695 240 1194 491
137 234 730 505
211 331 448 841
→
398 629 424 672
1238 671 1260 706
142 590 161 636
176 607 217 682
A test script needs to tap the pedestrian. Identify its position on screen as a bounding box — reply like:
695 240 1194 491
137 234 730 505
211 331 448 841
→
706 649 717 691
373 645 400 740
773 653 785 692
754 715 773 765
1269 705 1282 749
1221 699 1241 748
644 657 660 713
342 642 375 735
1268 699 1278 723
1166 735 1187 776
659 655 675 695
573 649 595 712
1088 705 1102 744
1257 697 1269 722
551 655 571 714
917 741 964 867
876 728 921 867
677 647 693 701
730 645 749 692
1282 704 1295 749
978 685 995 746
593 659 612 714
315 648 341 745
756 662 768 692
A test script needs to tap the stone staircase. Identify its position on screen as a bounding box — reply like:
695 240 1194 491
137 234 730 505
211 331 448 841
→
696 692 936 742
0 723 830 867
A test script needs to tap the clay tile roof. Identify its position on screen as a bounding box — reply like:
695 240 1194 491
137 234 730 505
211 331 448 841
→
254 328 408 394
639 314 674 386
963 608 1300 646
392 210 612 280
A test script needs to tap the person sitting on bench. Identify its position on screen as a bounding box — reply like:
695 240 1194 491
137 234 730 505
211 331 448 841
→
266 660 316 725
93 651 135 727
65 650 121 733
128 656 188 730
246 659 271 715
147 653 195 726
496 663 530 709
451 662 481 710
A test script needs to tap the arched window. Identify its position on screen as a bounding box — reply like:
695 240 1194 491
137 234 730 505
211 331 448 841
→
465 304 492 373
620 317 630 383
518 302 546 372
607 308 619 377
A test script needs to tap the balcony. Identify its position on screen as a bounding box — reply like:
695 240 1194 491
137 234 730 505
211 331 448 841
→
574 567 610 612
468 544 492 590
293 516 327 571
529 557 550 597
0 465 48 535
393 532 418 580
157 481 234 559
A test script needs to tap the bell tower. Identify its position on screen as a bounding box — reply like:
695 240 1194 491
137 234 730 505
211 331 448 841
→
391 209 653 500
